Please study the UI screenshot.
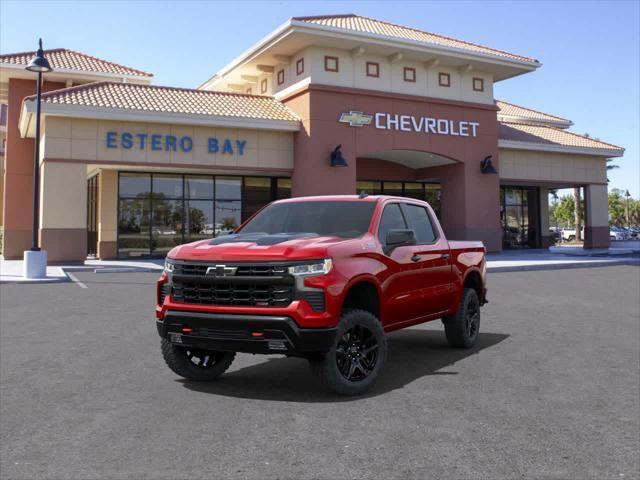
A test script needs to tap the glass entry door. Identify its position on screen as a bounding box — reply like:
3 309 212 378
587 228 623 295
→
501 186 539 248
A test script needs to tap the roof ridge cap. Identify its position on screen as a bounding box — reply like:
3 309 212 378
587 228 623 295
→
316 14 539 63
500 121 624 151
496 99 571 123
61 48 153 77
31 80 290 104
292 13 356 21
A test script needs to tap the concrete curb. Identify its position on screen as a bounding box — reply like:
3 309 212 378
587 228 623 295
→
488 259 640 273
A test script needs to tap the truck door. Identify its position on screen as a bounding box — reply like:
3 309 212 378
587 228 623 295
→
400 202 453 315
377 203 427 325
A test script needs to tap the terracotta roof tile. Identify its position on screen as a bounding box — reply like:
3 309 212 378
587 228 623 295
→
499 122 623 153
27 82 299 122
293 14 538 64
0 48 152 78
496 100 571 126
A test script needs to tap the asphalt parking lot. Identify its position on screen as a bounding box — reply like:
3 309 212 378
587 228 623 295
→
1 266 639 479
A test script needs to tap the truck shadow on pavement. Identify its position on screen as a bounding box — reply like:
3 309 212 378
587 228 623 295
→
179 329 509 402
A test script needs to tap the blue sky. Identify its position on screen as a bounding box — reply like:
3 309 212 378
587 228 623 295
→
1 0 638 197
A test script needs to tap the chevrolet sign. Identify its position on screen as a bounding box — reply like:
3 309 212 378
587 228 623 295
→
339 111 480 137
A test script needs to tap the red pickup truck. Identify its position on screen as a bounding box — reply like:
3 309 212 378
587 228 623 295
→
156 195 487 395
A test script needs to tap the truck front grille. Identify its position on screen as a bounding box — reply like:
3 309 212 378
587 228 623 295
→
171 262 294 307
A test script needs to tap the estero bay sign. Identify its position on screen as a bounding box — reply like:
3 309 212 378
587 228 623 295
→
339 111 480 137
105 131 248 155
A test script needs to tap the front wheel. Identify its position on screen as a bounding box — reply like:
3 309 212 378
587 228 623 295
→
161 339 236 381
309 309 387 396
442 288 480 348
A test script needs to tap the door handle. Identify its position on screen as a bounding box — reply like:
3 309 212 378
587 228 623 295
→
411 254 421 262
441 253 450 260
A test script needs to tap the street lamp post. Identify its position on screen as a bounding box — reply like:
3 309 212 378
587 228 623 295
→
625 189 631 230
23 39 52 279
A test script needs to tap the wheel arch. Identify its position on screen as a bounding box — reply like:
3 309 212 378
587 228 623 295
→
341 276 382 320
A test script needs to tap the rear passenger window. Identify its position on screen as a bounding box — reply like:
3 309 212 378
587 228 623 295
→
404 204 437 244
378 203 407 243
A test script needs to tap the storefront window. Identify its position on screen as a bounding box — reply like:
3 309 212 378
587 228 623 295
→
382 182 403 197
276 178 291 199
118 197 151 257
403 182 424 200
243 177 272 221
357 181 382 195
117 173 289 258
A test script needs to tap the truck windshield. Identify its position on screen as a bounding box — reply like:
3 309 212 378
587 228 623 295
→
239 201 376 238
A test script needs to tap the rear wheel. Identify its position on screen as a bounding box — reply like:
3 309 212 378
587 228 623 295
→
309 309 387 396
161 339 235 381
442 288 480 348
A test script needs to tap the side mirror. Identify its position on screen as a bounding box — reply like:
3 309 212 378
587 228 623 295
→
385 229 416 253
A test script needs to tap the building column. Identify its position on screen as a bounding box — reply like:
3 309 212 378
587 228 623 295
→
2 78 66 259
39 161 87 262
424 161 502 252
539 188 553 247
98 170 118 259
584 184 610 249
285 91 357 197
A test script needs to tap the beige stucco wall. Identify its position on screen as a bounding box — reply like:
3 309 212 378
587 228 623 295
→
272 46 494 104
499 149 607 184
39 161 86 229
42 117 294 170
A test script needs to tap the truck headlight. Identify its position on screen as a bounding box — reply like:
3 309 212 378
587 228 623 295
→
288 259 333 276
164 259 175 273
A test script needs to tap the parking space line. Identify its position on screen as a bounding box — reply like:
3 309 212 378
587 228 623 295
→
66 272 88 289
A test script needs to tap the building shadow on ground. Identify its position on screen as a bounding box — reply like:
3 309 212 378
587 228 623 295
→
179 329 509 402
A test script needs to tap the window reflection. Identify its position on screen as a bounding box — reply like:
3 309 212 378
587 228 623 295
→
117 173 288 257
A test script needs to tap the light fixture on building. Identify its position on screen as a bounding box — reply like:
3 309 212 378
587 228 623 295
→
480 154 497 174
23 39 53 279
330 144 348 167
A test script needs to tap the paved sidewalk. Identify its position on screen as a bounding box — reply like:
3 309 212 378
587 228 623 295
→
1 249 637 283
486 249 639 272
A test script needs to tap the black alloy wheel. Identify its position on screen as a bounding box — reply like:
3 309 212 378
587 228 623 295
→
465 294 480 340
335 324 379 381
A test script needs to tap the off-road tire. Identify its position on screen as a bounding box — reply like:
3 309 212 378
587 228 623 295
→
161 339 236 381
309 309 387 396
442 288 480 348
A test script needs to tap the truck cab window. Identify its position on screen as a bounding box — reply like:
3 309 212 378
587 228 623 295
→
403 204 437 244
377 203 407 244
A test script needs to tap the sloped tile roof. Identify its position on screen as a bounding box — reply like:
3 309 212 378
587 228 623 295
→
497 100 571 126
499 122 624 153
293 14 538 64
0 48 152 78
27 81 299 122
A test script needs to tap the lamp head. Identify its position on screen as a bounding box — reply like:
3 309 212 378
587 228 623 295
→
26 39 53 73
330 144 348 167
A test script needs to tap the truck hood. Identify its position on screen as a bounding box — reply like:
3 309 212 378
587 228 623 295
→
168 233 352 262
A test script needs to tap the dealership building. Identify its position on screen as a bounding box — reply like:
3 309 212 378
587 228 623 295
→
0 14 624 261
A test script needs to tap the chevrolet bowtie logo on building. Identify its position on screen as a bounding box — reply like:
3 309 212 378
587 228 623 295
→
206 265 238 276
338 111 373 127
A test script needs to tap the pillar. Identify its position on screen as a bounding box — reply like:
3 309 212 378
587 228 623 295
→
39 161 87 262
284 91 357 197
539 188 553 247
584 184 610 249
424 162 502 252
98 170 118 259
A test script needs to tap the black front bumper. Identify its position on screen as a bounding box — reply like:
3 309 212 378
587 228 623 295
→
157 311 337 355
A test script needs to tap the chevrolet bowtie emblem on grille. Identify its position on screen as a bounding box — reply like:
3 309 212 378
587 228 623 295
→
206 265 238 276
338 111 373 127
